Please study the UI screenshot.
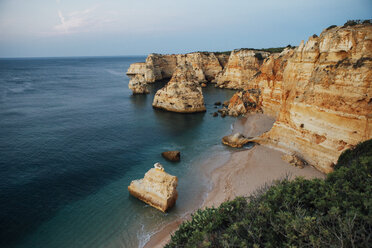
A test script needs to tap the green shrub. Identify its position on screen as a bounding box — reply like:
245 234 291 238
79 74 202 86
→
326 25 337 31
166 139 372 247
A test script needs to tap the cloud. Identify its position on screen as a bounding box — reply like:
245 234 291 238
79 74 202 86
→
53 6 111 35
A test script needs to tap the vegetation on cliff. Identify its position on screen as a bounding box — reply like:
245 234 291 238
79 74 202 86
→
166 139 372 247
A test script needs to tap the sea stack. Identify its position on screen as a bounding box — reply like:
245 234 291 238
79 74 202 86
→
152 64 206 113
128 163 178 212
126 63 149 94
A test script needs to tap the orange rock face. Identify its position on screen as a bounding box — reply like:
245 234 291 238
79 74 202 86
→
215 49 270 89
228 24 372 173
152 64 207 113
128 167 178 212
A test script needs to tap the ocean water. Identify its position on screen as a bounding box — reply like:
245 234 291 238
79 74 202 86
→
0 56 237 248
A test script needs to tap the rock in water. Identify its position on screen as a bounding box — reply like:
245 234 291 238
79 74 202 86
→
222 133 253 148
128 164 178 212
128 74 149 94
126 63 149 94
152 64 206 113
162 151 181 162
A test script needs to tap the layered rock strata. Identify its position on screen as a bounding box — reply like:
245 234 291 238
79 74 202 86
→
128 165 178 212
215 49 270 89
126 52 228 94
152 64 207 113
226 48 294 116
240 24 372 173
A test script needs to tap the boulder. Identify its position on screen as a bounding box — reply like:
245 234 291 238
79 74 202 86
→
128 164 178 212
222 133 253 148
162 151 181 162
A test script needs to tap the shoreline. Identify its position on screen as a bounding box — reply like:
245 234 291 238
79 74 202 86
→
143 113 326 248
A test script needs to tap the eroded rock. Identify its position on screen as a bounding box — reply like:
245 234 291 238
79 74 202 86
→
222 133 253 148
152 64 206 113
128 164 178 212
162 151 181 162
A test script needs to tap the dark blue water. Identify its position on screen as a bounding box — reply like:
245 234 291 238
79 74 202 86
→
0 56 237 248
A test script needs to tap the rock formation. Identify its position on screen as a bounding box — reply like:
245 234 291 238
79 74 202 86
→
162 151 181 162
215 49 270 89
222 133 253 148
152 64 207 113
227 23 372 173
145 54 178 83
127 63 149 94
227 89 262 116
259 24 372 173
128 164 178 212
127 23 372 174
126 52 227 94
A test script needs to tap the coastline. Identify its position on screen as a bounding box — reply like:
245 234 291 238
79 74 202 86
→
143 113 326 247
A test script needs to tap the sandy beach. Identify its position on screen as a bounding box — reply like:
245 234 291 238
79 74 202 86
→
144 113 325 248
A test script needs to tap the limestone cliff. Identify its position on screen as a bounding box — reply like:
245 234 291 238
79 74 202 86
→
228 24 372 173
215 49 270 89
145 54 178 83
176 52 223 82
128 165 178 212
227 48 294 116
152 64 206 113
261 24 372 173
126 52 225 94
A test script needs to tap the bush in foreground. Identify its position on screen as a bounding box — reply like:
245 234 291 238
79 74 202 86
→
166 139 372 247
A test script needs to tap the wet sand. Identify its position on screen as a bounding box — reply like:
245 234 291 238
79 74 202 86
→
144 114 325 247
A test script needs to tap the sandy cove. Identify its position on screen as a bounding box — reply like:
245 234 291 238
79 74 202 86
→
144 113 325 248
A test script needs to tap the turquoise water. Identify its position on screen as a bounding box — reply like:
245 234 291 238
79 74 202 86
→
0 57 237 247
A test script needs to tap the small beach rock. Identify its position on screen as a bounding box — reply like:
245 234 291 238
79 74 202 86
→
222 133 253 148
213 112 218 117
221 113 226 118
162 151 181 162
281 154 307 168
128 163 178 212
214 101 221 106
201 83 207 87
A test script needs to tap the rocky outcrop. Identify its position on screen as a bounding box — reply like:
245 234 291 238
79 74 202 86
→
176 52 224 83
225 48 294 116
145 54 178 83
162 151 181 162
126 52 226 94
152 64 207 113
215 49 270 89
128 164 178 212
246 24 372 173
127 63 149 94
227 89 262 116
222 133 253 148
127 23 371 174
128 74 149 94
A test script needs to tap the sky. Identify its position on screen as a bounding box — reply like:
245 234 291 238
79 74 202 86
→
0 0 371 57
